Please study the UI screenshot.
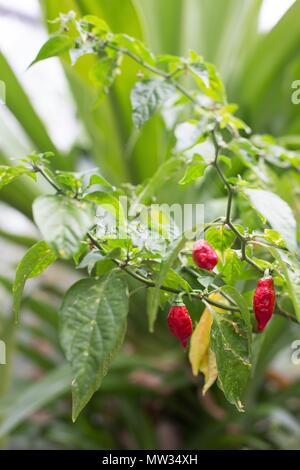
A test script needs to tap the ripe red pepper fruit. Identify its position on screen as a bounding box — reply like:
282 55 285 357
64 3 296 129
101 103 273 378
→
167 302 193 348
192 240 218 271
253 276 276 332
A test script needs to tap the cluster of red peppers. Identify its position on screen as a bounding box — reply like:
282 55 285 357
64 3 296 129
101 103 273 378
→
167 240 276 347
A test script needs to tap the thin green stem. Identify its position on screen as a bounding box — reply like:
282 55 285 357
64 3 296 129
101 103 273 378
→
225 190 233 224
227 221 245 241
34 143 286 315
183 266 237 306
275 307 298 325
200 294 239 312
34 165 62 193
105 41 281 279
240 242 264 273
249 238 288 252
210 131 266 274
87 233 239 311
106 43 197 104
213 162 231 191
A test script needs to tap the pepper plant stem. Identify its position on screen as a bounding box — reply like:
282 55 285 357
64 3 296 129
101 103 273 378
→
106 43 197 104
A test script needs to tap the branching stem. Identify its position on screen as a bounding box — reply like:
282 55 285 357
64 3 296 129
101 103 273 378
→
33 165 62 193
106 43 197 104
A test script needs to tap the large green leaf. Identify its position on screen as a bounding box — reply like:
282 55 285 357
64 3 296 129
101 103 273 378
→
244 188 297 253
211 309 252 411
131 78 175 128
32 194 95 258
59 270 129 420
12 241 57 321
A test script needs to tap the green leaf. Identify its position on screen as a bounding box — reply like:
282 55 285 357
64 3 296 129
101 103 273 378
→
59 270 129 421
218 105 250 134
188 50 209 87
77 251 104 275
0 165 33 190
218 155 232 168
77 248 121 276
32 195 95 259
243 188 297 253
221 285 251 336
179 154 206 185
30 35 74 67
251 257 273 270
211 310 251 411
151 267 191 293
205 62 226 103
131 78 175 128
12 241 57 322
263 229 286 248
88 173 114 191
189 62 209 87
55 171 82 193
221 250 242 286
84 191 126 231
272 250 300 323
82 15 110 33
206 226 236 254
147 233 193 332
196 272 215 288
113 33 155 65
89 55 120 101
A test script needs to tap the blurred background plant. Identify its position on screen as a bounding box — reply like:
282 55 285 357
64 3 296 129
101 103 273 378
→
0 0 300 450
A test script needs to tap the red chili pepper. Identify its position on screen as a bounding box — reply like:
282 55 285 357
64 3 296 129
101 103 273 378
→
253 276 276 332
192 240 218 271
167 302 193 348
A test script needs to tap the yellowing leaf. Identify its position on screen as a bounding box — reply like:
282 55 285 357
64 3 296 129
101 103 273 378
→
208 292 228 313
189 293 225 387
189 306 213 376
199 348 218 395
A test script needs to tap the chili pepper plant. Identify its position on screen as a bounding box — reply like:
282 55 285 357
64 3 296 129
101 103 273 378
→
1 12 300 422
